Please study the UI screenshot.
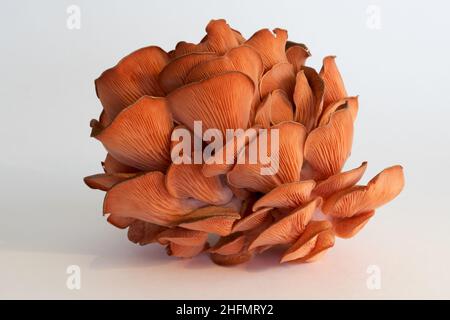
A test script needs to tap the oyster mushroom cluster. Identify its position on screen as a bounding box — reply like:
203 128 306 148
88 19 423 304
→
84 19 405 266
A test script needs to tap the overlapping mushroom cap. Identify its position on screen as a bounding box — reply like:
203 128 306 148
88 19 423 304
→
85 19 405 266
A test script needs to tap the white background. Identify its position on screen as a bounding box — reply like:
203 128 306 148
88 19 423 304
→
1 0 449 299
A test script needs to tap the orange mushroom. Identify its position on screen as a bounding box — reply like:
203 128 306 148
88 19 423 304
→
85 19 405 266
